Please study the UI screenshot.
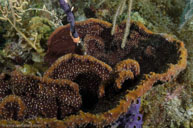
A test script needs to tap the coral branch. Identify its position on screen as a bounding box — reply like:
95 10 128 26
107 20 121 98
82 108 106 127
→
6 18 39 52
111 1 123 35
8 0 16 26
119 0 127 15
25 7 63 27
121 0 133 49
0 0 42 53
0 0 54 53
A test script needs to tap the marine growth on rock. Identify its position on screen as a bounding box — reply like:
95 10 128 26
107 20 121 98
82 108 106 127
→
0 18 187 127
0 71 82 120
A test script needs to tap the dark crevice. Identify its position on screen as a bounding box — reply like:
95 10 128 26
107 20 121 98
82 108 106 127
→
153 80 164 87
73 72 101 111
56 98 62 120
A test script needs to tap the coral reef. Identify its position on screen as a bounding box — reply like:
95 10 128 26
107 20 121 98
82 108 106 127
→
0 71 82 120
44 53 112 109
0 0 43 53
0 18 187 127
72 1 192 126
45 19 186 74
27 17 55 50
141 82 193 128
84 34 105 59
0 0 191 126
0 0 60 77
44 19 112 64
111 98 143 128
114 59 140 76
90 0 185 33
114 59 140 89
0 95 25 120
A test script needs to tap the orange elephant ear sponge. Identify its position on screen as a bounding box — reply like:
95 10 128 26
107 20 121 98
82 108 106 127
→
114 59 140 89
44 53 113 110
0 18 187 127
42 19 187 127
44 19 112 65
1 71 82 119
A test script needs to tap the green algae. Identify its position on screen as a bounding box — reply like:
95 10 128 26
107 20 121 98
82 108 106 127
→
28 17 55 52
19 64 40 76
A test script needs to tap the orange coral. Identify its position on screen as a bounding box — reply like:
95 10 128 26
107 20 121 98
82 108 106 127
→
0 18 187 127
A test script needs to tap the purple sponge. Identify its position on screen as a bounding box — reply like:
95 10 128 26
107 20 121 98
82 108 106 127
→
111 98 143 128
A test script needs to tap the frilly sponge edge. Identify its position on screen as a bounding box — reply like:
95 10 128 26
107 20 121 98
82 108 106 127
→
0 18 187 127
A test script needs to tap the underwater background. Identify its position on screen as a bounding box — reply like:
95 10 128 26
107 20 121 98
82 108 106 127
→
0 0 192 127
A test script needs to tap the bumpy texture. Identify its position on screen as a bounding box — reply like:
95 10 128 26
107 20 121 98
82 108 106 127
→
0 95 26 120
114 59 140 89
0 18 187 127
44 19 112 64
0 71 82 120
84 34 105 59
44 53 112 110
0 73 11 99
111 98 143 128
